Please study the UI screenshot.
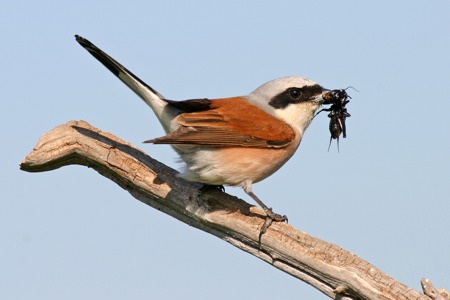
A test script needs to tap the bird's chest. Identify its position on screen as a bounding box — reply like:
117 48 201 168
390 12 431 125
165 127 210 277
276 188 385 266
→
177 139 301 186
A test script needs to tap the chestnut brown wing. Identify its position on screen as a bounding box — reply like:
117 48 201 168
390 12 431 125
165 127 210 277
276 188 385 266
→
146 97 295 148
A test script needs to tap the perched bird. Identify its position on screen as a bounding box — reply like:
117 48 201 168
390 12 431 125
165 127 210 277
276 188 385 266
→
75 35 334 232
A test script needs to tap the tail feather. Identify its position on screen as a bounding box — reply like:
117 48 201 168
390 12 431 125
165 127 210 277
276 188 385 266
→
75 35 176 130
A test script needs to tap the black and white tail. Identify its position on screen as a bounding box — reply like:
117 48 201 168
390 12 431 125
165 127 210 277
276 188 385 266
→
75 35 178 132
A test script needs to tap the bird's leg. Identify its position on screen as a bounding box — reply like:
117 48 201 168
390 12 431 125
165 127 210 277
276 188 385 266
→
247 190 288 222
242 181 288 236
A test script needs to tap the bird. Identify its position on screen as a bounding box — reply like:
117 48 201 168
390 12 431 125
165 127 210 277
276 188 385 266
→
75 35 333 233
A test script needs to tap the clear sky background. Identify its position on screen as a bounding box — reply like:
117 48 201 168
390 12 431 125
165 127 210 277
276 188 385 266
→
2 1 449 299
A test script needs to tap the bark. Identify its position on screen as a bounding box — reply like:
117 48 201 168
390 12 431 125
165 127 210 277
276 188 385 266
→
20 120 440 300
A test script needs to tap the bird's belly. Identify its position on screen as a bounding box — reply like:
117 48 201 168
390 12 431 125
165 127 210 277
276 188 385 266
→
177 144 299 187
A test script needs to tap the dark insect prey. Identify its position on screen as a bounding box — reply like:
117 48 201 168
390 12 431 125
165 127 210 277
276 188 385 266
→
315 88 353 152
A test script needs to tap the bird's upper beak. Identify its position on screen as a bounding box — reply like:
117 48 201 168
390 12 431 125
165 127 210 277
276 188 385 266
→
309 89 342 105
308 90 329 105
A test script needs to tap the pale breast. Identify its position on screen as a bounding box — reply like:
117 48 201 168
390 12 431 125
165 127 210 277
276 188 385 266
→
177 134 301 186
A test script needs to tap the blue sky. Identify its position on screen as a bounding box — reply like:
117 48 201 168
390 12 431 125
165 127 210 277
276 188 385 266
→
2 1 450 299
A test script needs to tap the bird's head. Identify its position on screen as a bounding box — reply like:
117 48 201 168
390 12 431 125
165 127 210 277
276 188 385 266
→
247 76 328 134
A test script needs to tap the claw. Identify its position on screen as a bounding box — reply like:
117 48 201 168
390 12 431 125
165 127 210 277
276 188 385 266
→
258 208 288 242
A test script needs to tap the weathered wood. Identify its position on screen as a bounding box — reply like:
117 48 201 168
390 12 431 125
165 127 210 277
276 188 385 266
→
421 278 450 300
20 120 433 300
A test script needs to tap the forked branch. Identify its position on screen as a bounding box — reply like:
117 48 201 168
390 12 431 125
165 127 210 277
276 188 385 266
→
20 120 443 300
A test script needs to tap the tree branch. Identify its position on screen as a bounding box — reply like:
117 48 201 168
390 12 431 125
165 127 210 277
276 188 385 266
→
20 120 435 300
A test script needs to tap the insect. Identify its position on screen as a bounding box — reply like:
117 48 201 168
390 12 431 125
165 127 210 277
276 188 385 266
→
315 88 353 152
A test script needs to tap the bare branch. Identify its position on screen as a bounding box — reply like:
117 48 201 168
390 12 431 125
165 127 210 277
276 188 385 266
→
421 278 450 300
21 120 433 300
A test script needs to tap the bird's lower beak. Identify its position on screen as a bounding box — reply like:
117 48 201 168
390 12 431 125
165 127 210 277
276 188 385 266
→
311 92 328 105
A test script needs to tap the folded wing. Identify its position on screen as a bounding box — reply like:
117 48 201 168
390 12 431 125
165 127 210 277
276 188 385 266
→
146 97 295 148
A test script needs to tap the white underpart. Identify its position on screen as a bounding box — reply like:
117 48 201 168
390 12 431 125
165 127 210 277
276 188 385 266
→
274 100 321 135
177 148 260 185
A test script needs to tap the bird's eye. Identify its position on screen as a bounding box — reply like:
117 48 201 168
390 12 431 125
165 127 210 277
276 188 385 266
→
289 88 302 99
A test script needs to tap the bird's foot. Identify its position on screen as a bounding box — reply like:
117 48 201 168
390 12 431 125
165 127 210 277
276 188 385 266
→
264 207 288 223
259 208 288 241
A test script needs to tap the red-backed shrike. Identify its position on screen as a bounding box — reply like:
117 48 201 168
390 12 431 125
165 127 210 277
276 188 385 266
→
75 35 337 231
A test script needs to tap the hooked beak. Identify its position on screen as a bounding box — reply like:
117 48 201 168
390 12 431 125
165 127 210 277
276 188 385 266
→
310 90 329 105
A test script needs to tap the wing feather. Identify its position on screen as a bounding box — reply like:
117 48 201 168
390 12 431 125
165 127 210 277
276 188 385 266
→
146 97 295 148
